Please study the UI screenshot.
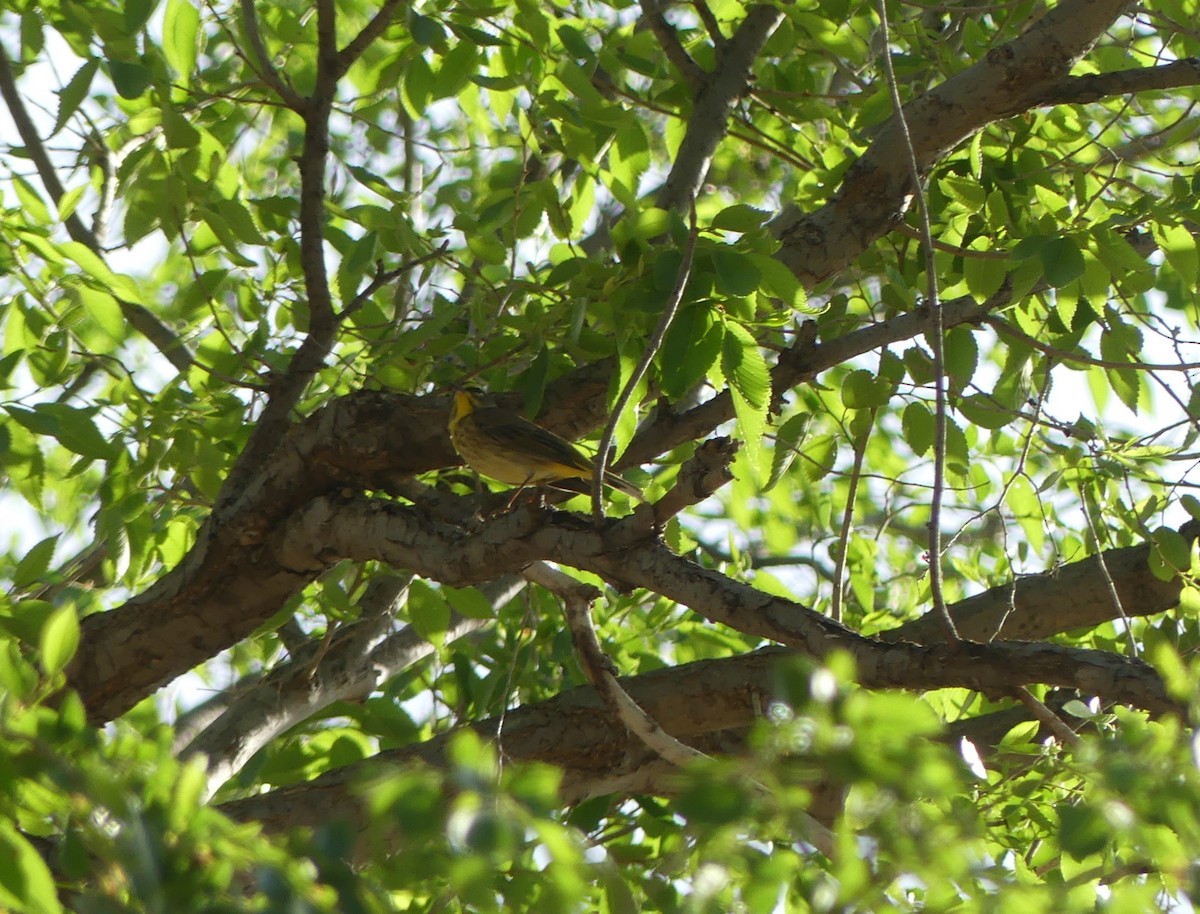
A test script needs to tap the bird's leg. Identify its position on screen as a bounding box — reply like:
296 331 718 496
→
501 476 538 512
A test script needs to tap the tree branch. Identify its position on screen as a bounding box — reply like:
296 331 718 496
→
0 44 193 371
656 4 784 211
1031 58 1200 107
774 0 1138 284
639 0 705 89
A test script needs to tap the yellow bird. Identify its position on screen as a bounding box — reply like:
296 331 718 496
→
448 388 644 501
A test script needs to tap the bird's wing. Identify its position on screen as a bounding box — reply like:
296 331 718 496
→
471 407 593 475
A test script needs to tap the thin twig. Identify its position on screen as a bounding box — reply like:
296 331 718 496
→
875 0 958 641
591 203 700 525
691 0 727 47
988 316 1200 372
238 0 304 109
1078 484 1139 657
1015 686 1082 746
336 0 405 76
831 408 875 623
639 0 705 89
522 561 708 769
338 243 449 320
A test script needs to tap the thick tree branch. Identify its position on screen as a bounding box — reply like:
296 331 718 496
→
218 646 1151 840
184 576 524 799
216 0 343 508
774 0 1137 284
888 520 1200 644
656 4 784 211
218 649 806 833
264 495 1176 714
1031 58 1200 107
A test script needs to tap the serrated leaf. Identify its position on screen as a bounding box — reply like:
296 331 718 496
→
766 413 810 491
59 241 144 304
800 433 837 482
660 304 723 399
443 586 498 620
963 249 1006 302
11 176 49 226
53 59 99 136
943 328 978 395
39 603 80 676
409 12 447 48
1179 585 1200 616
751 254 810 312
13 535 58 590
841 369 890 409
720 321 770 410
902 402 934 456
5 404 114 460
163 0 200 84
1149 526 1189 582
711 204 770 233
125 0 159 34
1182 494 1200 521
337 231 379 306
1040 237 1085 288
957 393 1012 429
108 57 152 99
711 250 762 297
1153 222 1198 284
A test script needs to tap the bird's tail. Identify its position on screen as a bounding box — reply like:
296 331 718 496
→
602 471 645 502
549 473 645 502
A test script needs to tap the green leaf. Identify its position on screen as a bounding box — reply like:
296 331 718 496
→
711 204 770 233
39 603 80 676
107 57 152 98
660 304 723 399
5 404 114 460
0 823 63 914
1039 237 1085 288
1148 526 1189 582
943 328 978 395
721 322 770 479
1179 586 1200 616
53 59 99 136
59 241 145 304
13 534 58 590
902 402 934 456
841 369 891 409
124 0 159 34
1153 222 1198 285
751 254 810 312
766 413 809 491
938 174 985 212
963 248 1007 301
337 231 379 306
11 176 49 226
443 586 498 620
800 433 837 482
956 394 1012 429
711 250 762 297
163 0 200 84
408 580 450 645
720 321 770 411
409 12 447 48
1057 804 1109 860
